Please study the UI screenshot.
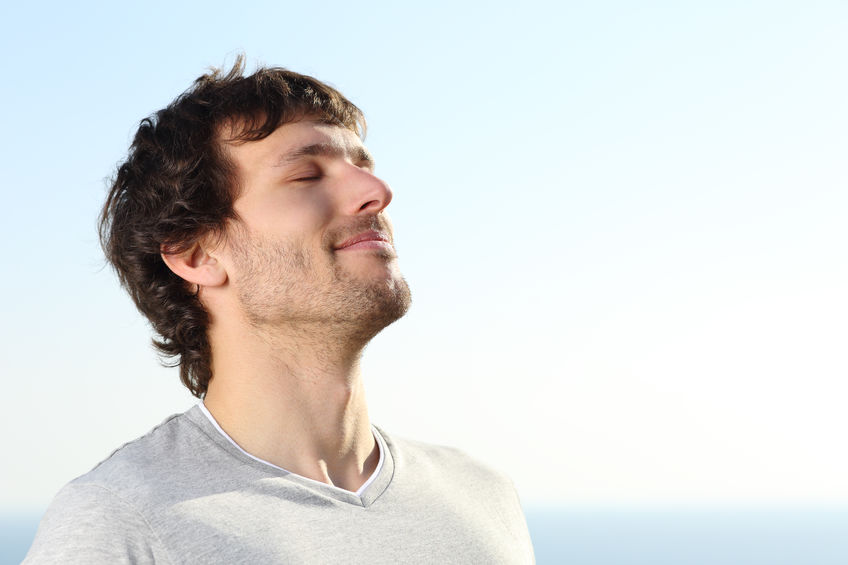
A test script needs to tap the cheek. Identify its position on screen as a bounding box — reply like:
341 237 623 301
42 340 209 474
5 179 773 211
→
245 189 335 237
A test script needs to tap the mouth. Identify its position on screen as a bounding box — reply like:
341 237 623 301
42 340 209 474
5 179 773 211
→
334 230 393 252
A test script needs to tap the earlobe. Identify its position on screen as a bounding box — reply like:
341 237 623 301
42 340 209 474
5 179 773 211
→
160 242 228 289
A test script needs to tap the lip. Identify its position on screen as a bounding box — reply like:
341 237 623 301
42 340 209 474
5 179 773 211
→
334 230 392 251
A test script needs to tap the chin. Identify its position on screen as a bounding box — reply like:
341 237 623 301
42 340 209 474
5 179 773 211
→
341 255 407 293
351 275 412 340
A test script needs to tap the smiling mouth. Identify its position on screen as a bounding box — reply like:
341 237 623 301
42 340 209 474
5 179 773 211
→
334 230 393 251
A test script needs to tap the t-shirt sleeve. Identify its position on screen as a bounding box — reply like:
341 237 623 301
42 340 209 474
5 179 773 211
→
23 482 172 565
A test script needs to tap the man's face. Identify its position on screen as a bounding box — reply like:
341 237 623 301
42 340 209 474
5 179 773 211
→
217 119 411 335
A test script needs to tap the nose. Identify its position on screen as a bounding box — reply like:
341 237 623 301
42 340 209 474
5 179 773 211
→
341 164 393 216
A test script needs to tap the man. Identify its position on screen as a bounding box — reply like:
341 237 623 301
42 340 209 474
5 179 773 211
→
25 58 534 564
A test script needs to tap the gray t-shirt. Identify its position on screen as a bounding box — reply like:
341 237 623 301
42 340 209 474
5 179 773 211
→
24 407 535 564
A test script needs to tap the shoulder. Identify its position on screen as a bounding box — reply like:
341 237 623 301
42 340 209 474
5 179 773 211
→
23 410 202 564
378 427 517 492
376 427 534 558
70 407 217 502
73 413 196 495
23 481 172 564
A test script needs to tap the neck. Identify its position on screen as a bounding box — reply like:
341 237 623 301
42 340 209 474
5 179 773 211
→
203 316 379 493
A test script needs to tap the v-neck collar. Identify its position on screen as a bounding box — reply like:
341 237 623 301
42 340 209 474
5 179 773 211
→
185 404 394 507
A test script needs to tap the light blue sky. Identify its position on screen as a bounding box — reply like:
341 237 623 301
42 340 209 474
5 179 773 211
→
1 1 846 511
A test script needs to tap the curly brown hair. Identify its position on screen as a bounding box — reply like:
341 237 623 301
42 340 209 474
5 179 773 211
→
99 56 366 398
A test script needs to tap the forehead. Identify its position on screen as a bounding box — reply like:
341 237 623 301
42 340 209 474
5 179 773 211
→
224 119 367 173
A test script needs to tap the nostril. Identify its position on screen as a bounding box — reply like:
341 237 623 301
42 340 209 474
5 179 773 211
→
359 199 380 212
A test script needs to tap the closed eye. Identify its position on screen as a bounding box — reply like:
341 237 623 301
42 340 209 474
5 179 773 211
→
290 167 323 182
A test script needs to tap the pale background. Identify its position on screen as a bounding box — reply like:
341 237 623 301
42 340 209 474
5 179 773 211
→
1 0 846 514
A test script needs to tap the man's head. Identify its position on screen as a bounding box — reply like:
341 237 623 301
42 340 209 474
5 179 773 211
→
100 57 410 398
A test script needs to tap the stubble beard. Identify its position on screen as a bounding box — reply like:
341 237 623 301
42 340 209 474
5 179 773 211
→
230 229 411 346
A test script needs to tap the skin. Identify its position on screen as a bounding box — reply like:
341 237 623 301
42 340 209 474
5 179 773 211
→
161 119 411 492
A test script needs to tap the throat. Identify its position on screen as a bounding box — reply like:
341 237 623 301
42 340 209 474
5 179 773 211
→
202 353 376 492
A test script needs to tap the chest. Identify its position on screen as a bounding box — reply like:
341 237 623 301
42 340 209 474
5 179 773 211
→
154 486 533 564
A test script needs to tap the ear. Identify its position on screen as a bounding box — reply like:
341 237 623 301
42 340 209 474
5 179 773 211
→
160 242 228 289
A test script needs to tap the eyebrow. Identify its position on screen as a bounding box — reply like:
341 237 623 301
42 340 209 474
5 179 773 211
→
276 142 375 169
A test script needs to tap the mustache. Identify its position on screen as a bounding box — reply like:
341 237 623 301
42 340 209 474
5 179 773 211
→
325 214 394 250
